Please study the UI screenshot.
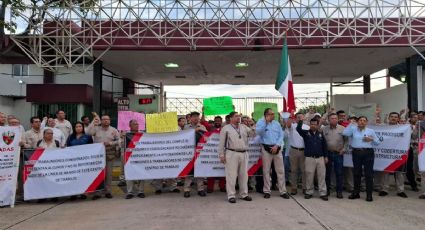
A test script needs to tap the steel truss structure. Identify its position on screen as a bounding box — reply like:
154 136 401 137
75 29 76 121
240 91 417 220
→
9 0 425 72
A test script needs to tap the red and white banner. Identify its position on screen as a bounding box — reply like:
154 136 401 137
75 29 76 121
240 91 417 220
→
194 131 262 177
418 121 425 172
124 129 195 180
0 127 21 207
23 143 105 200
343 124 411 172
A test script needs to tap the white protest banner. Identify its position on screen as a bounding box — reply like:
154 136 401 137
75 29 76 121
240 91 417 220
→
343 124 411 172
0 127 21 207
418 121 425 172
124 129 195 180
23 143 105 200
194 131 262 177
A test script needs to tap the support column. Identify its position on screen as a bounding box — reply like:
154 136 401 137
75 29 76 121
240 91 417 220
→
363 75 371 94
93 61 103 116
330 77 334 107
418 64 424 111
406 56 419 111
123 78 135 97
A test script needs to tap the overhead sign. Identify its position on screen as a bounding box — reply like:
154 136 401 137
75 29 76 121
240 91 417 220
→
117 97 130 111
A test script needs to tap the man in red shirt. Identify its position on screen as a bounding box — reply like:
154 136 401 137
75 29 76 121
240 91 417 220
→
336 110 350 127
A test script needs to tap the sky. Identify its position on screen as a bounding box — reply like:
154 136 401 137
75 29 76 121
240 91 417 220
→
164 69 404 99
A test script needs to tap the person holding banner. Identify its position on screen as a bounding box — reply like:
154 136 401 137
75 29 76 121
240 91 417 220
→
178 117 186 130
219 111 255 203
256 108 290 199
206 116 226 193
183 111 208 198
87 114 120 200
42 117 66 148
37 129 61 149
66 121 94 201
35 129 61 203
343 116 379 202
376 112 408 198
125 120 147 199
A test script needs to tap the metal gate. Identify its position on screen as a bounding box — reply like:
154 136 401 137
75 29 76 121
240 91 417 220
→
31 103 79 122
166 97 328 116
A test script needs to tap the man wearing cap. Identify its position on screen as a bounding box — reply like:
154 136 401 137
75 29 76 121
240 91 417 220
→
182 111 208 198
219 111 255 203
256 108 290 199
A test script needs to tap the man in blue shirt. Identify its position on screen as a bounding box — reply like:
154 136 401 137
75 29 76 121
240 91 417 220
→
342 116 379 202
256 108 290 199
296 118 328 201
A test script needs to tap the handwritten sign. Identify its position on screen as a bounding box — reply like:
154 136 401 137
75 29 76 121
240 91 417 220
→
118 111 145 131
203 96 233 115
253 102 278 121
146 112 178 133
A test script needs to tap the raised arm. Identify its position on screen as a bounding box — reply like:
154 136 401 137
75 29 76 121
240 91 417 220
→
296 120 308 138
342 123 355 137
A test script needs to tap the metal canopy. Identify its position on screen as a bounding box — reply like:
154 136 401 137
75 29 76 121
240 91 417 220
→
8 0 425 73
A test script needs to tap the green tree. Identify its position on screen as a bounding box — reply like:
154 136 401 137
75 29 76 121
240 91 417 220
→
1 0 98 49
297 104 329 116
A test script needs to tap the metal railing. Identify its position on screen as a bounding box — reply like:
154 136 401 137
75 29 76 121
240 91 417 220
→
166 96 328 116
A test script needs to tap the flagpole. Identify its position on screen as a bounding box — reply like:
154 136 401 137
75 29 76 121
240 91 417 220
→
282 30 288 113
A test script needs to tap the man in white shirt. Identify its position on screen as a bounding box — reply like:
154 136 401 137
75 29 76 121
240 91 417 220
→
55 110 72 140
286 112 309 195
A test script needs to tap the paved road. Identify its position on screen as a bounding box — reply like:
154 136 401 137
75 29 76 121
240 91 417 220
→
1 185 425 230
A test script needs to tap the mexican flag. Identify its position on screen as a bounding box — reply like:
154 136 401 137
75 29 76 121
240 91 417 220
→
274 38 295 112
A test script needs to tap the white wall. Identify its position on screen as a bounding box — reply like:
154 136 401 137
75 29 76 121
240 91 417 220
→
0 97 33 129
333 84 408 116
55 67 93 85
56 66 123 94
0 96 14 115
365 84 407 116
13 99 33 129
332 94 365 113
0 64 43 96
